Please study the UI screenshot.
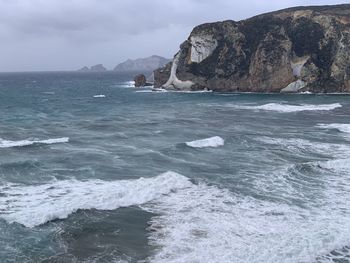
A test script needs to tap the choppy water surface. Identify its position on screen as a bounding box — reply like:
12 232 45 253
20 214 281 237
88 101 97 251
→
1 72 350 263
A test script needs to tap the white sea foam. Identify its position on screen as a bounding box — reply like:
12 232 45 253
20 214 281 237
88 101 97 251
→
317 158 350 173
114 81 135 89
0 137 69 148
152 88 168 92
135 90 154 93
1 168 350 262
144 164 350 263
0 171 191 228
233 103 342 113
93 94 106 98
42 91 55 95
186 136 224 148
172 89 212 93
318 124 350 134
256 137 350 157
144 179 350 263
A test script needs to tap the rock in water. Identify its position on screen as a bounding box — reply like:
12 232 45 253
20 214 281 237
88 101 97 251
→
134 74 147 87
154 4 350 93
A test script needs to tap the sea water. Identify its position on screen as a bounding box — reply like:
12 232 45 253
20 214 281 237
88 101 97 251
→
0 72 350 262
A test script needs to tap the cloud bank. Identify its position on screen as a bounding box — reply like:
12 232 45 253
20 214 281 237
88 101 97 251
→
0 0 345 71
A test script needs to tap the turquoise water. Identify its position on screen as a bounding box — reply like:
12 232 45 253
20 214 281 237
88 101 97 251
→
0 72 350 262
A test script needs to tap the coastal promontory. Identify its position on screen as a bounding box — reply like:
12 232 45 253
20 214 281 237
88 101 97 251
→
154 4 350 93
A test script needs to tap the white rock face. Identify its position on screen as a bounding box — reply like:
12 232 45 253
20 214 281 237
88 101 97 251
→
163 52 194 90
281 79 307 93
190 35 218 63
291 57 309 77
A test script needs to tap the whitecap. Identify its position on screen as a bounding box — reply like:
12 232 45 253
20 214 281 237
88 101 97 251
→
317 158 350 173
144 168 350 263
2 168 350 262
0 137 69 148
172 89 212 93
233 103 342 113
116 81 135 88
186 136 224 148
135 90 154 93
0 171 191 228
152 88 168 92
93 95 106 98
256 137 350 158
318 124 350 134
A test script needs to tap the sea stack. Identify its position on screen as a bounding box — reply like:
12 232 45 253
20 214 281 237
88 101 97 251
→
134 74 153 87
154 4 350 93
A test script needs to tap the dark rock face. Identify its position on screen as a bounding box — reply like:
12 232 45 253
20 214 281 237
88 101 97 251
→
134 74 153 87
154 4 350 93
134 74 147 87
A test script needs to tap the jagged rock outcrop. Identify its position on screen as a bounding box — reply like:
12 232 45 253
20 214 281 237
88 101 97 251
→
114 55 171 73
134 74 153 87
154 4 350 93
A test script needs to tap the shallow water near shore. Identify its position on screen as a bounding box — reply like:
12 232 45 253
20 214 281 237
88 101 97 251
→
1 72 350 262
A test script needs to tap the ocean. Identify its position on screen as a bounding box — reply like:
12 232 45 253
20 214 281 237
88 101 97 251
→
0 72 350 263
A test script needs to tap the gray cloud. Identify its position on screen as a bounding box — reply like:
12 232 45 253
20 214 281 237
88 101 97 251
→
0 0 345 71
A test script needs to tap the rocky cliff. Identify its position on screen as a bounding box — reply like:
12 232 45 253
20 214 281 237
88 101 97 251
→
154 5 350 93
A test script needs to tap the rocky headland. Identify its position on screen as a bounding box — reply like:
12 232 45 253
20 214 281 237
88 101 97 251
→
154 4 350 93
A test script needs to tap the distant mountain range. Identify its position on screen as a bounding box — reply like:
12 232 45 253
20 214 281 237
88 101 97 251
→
113 55 171 73
77 55 170 73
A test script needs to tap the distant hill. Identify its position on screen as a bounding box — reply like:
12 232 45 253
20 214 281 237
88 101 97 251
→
78 64 107 72
114 55 171 73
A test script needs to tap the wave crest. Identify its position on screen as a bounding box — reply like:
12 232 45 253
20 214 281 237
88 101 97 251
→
0 171 191 228
144 163 350 263
0 137 69 148
186 136 224 148
234 103 342 113
318 123 350 134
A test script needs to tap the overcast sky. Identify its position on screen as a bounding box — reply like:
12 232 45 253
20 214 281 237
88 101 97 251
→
0 0 346 72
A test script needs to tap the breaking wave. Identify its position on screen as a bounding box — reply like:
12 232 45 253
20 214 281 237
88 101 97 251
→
1 166 350 262
233 103 342 113
318 123 350 134
0 171 191 228
144 160 350 263
0 137 69 148
256 137 350 158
